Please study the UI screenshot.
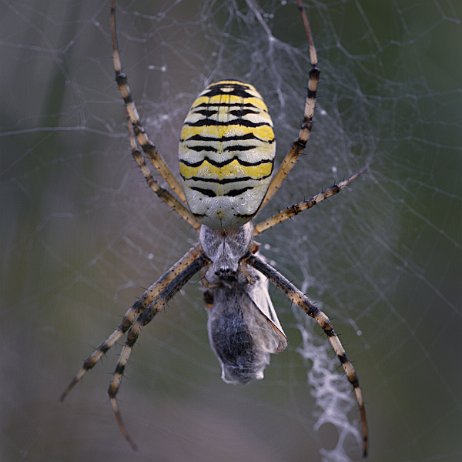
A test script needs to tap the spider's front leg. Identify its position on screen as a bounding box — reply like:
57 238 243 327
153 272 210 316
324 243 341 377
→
127 121 201 230
110 0 187 205
259 0 319 210
245 253 369 458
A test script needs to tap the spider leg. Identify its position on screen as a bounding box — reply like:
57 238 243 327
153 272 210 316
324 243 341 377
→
245 253 368 458
260 0 319 210
254 168 365 235
107 250 210 450
107 300 164 451
110 0 187 204
127 121 201 230
60 244 205 402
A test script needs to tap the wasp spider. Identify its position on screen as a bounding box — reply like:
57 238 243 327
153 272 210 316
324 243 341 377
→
61 0 368 457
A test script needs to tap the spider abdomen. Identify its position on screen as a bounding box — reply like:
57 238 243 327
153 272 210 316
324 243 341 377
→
179 80 275 229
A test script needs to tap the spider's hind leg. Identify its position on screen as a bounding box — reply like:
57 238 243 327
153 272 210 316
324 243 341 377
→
106 246 210 450
107 299 166 451
245 253 368 458
60 244 206 402
59 299 145 403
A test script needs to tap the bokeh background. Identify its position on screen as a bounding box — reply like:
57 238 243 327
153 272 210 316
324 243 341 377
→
1 1 461 461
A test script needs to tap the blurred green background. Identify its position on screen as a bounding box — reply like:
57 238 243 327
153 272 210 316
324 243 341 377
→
1 1 461 461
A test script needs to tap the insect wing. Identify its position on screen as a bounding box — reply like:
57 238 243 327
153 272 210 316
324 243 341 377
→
246 271 287 354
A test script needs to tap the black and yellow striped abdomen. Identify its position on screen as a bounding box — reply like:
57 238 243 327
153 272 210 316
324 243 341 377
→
179 80 275 229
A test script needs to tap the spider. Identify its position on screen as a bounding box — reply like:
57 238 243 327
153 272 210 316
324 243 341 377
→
61 0 368 457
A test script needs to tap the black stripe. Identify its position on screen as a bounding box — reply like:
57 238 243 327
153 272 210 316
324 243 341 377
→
127 333 137 347
184 118 271 128
225 186 254 197
115 73 134 104
223 144 258 152
309 67 320 81
229 109 260 117
181 174 271 184
183 144 259 153
324 327 335 337
307 89 317 99
180 156 273 168
189 187 216 197
204 87 254 98
83 358 95 370
191 109 218 117
184 145 218 153
204 83 254 98
115 72 127 86
100 343 110 354
180 133 275 144
193 102 264 110
115 363 125 375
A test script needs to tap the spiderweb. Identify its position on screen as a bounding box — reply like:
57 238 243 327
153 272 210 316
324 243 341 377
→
1 1 461 462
